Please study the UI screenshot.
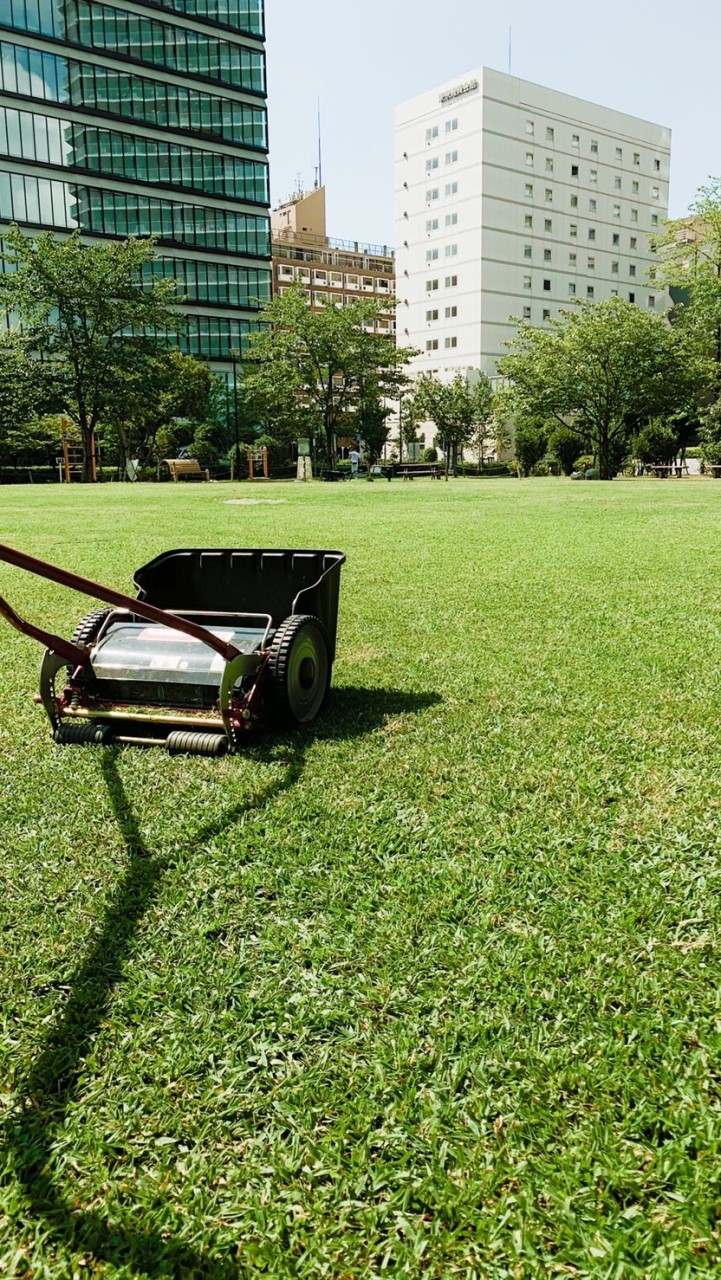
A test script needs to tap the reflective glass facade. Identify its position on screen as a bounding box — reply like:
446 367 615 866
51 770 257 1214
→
0 0 270 364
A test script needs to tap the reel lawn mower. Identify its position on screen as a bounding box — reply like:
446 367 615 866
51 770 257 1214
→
0 544 345 756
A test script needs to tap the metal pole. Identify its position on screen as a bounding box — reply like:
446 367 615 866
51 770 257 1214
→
231 350 240 481
398 394 403 466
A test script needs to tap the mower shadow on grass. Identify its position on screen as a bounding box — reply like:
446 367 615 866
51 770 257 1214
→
4 685 440 1279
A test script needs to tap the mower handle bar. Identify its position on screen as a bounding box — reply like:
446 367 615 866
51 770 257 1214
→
0 542 242 666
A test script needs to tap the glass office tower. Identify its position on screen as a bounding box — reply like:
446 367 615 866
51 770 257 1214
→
0 0 271 369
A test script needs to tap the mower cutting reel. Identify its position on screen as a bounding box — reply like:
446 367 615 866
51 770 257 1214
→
0 545 345 755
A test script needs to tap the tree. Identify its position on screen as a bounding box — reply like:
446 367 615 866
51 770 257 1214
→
513 420 548 477
413 371 494 475
632 419 679 467
243 285 416 467
102 348 213 478
0 227 180 480
498 299 704 479
653 179 721 380
548 423 588 475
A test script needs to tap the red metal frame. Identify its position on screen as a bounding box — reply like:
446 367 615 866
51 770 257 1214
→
0 542 242 664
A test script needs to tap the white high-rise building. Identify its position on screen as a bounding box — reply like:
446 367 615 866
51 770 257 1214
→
395 68 671 381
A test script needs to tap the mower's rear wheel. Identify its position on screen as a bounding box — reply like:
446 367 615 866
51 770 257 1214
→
267 615 330 728
71 607 112 649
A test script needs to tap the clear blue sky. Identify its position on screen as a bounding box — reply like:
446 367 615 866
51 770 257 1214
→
265 0 718 248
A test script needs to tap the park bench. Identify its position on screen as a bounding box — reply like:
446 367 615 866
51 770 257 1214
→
370 465 393 481
163 458 210 482
397 464 442 480
321 469 349 482
646 463 689 478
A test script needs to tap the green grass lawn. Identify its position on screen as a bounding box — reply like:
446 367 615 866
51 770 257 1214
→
2 476 721 1278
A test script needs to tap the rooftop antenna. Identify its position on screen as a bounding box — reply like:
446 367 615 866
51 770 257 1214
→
508 26 512 75
317 97 323 189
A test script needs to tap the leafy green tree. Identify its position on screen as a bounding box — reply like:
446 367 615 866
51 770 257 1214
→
499 298 703 479
102 348 213 477
549 424 591 475
632 419 679 466
243 285 415 467
414 371 494 475
0 227 180 480
513 421 548 477
653 179 721 378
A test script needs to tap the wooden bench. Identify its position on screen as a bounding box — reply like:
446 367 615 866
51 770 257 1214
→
397 465 442 480
163 458 210 482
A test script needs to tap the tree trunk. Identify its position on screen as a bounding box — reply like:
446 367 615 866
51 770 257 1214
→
81 419 96 483
597 430 612 480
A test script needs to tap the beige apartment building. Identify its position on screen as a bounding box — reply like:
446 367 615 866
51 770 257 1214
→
271 187 395 335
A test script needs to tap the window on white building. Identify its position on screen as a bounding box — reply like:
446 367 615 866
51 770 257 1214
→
445 244 458 257
546 126 555 141
426 187 439 201
569 252 577 265
546 157 554 172
445 212 458 226
590 168 598 184
426 248 438 261
545 188 553 202
523 275 532 289
587 256 595 270
525 184 533 197
445 181 458 196
543 308 551 320
570 224 578 238
629 264 636 277
648 295 656 307
588 228 596 241
654 158 660 171
446 150 458 164
613 204 621 218
611 288 618 297
524 214 533 227
444 336 457 348
572 133 580 147
524 245 532 258
426 278 439 291
545 219 552 232
632 180 639 194
629 291 635 302
426 126 439 141
614 176 621 190
652 185 659 200
631 208 638 222
526 152 534 165
426 158 438 171
651 214 659 227
570 194 578 208
612 233 620 245
633 152 640 166
568 282 576 295
426 339 439 350
523 305 532 318
445 305 457 318
615 147 623 160
543 278 551 291
611 261 619 274
445 118 458 133
426 218 438 232
630 236 637 248
591 139 598 154
589 198 597 212
544 248 552 261
426 309 438 321
587 285 594 298
526 120 534 135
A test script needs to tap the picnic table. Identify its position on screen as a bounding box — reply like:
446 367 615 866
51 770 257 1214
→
646 463 689 478
397 464 442 480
